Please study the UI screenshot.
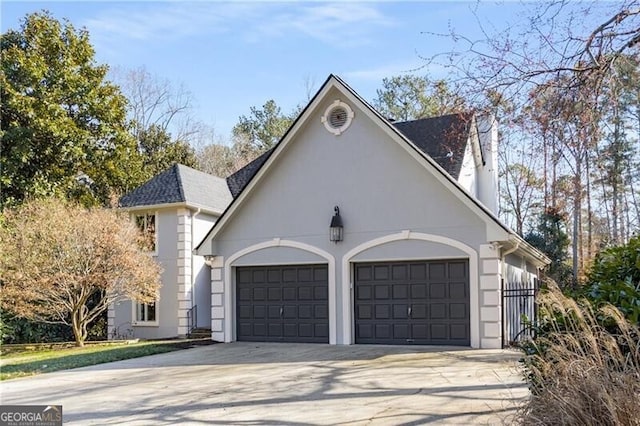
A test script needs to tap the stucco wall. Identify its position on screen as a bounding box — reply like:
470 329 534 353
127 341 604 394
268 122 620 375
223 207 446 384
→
193 213 217 328
112 209 179 339
205 86 506 347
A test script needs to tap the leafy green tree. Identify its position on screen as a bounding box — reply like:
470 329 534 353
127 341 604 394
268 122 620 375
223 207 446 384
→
232 99 295 154
0 12 141 208
525 207 573 286
373 75 466 121
138 124 197 179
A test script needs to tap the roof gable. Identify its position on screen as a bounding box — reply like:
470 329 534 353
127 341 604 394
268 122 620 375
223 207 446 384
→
120 164 232 213
225 113 475 199
196 74 548 266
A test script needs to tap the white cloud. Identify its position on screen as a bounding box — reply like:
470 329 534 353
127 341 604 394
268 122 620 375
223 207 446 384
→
256 3 397 47
84 2 259 42
84 1 396 53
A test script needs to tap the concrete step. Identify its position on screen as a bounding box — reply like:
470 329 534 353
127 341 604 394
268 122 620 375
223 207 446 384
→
189 328 211 339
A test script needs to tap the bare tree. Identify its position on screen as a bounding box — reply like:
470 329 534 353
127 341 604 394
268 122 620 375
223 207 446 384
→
113 66 196 142
424 1 640 280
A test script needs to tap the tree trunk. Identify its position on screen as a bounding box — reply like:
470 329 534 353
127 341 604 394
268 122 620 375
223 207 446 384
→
572 159 582 286
72 306 87 347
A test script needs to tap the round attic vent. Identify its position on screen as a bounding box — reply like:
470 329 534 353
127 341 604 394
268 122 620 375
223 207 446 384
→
321 100 354 135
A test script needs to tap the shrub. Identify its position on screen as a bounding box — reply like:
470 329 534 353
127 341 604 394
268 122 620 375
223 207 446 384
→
584 235 640 324
518 284 640 425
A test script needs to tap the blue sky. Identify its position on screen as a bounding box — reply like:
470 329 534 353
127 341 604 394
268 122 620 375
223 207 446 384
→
1 1 546 141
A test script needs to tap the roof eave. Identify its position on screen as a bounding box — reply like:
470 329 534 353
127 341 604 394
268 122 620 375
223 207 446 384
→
119 201 225 216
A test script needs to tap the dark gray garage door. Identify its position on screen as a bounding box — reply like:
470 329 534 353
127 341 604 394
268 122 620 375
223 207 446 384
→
236 264 329 343
354 260 470 345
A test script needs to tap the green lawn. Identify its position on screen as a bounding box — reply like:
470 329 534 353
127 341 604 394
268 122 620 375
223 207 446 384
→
0 340 203 380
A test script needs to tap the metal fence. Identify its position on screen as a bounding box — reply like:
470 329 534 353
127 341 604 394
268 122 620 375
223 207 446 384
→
502 279 538 347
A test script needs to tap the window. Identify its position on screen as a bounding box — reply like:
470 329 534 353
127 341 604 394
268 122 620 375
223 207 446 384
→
133 301 158 325
135 213 156 252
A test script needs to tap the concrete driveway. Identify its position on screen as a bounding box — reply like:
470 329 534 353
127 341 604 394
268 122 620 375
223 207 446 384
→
0 343 527 425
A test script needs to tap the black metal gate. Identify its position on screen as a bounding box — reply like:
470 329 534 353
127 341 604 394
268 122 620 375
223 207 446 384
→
502 279 538 347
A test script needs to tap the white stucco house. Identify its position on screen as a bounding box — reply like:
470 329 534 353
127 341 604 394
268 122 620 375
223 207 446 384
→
110 164 231 339
113 74 549 348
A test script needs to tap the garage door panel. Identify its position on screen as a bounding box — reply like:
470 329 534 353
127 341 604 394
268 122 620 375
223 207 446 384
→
393 284 408 299
355 260 469 346
267 269 281 282
283 305 297 319
392 265 408 280
450 324 469 340
375 324 392 338
357 324 373 338
282 287 296 300
430 304 446 319
268 323 282 337
314 268 328 281
314 304 328 319
357 305 372 319
252 323 266 337
239 287 252 301
253 305 266 319
394 324 410 339
374 265 389 280
411 304 427 319
297 324 310 337
252 270 265 283
237 265 329 343
429 263 446 280
375 304 390 319
430 324 448 340
238 305 252 319
357 285 372 300
356 266 372 281
252 287 266 301
282 269 297 282
268 287 281 301
410 264 426 280
314 286 328 300
429 283 446 299
238 269 252 284
450 282 467 298
268 305 281 319
449 262 467 279
298 268 313 282
393 304 409 319
450 303 467 319
411 323 428 340
298 287 313 300
411 283 427 299
315 324 329 338
298 304 312 319
374 285 390 299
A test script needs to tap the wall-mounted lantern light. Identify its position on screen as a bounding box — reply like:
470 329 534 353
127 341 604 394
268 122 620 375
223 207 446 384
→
329 206 343 243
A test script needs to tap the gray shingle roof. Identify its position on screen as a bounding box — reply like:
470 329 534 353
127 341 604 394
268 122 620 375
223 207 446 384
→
225 112 474 199
226 149 273 199
393 112 474 179
120 164 232 213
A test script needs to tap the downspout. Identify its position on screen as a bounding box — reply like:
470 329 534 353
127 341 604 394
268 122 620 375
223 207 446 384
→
191 208 201 328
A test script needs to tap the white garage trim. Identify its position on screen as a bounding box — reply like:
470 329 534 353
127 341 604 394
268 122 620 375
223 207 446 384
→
341 231 480 347
225 239 337 344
